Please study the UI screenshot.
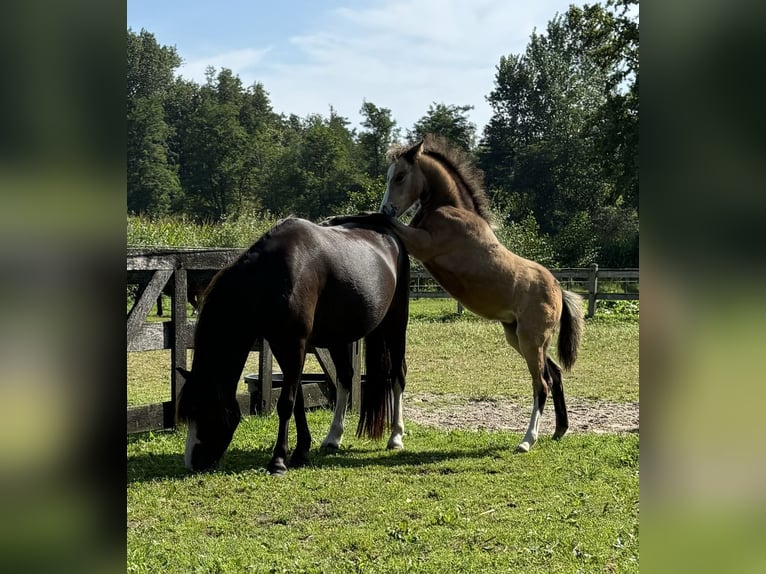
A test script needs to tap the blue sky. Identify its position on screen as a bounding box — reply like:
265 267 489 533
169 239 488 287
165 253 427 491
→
128 0 583 134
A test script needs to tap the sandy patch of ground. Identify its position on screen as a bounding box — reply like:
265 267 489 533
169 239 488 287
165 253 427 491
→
404 392 639 434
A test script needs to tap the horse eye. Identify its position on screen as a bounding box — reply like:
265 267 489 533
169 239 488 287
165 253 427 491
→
394 173 405 183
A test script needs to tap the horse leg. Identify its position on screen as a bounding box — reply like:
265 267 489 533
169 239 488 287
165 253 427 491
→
386 309 408 450
289 381 311 468
321 344 354 449
546 356 569 440
504 322 549 453
386 377 405 450
267 340 307 475
517 349 548 453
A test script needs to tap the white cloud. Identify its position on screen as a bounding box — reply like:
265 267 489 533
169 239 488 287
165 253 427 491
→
175 0 577 134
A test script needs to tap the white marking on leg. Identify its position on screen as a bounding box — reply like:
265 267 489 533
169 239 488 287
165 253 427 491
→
517 396 541 453
185 421 200 470
387 379 405 450
321 385 349 448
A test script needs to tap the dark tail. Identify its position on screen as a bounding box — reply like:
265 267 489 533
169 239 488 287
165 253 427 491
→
558 289 584 372
356 330 395 440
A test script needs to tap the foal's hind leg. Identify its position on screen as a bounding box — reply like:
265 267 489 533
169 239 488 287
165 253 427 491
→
321 344 354 450
546 357 569 440
503 322 549 453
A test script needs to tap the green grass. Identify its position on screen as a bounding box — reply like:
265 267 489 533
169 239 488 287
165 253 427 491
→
128 410 639 573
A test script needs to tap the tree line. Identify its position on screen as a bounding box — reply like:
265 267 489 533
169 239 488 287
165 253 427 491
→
128 0 637 267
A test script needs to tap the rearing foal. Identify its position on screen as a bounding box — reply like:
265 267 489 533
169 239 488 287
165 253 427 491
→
330 135 584 453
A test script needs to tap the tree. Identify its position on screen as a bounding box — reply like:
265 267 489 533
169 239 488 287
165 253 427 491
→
261 111 370 220
127 28 182 216
478 4 638 266
177 69 251 220
409 103 477 152
581 0 639 212
127 96 180 215
127 28 181 100
358 101 398 178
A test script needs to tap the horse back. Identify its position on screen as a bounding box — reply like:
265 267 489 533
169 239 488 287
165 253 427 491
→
244 218 407 346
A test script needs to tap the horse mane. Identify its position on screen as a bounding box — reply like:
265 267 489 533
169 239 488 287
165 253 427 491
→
387 134 493 224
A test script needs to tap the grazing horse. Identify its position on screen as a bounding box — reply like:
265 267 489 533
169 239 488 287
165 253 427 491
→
176 217 409 474
328 135 584 453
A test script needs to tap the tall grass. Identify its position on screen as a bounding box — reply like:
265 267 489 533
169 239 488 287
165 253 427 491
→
127 211 279 248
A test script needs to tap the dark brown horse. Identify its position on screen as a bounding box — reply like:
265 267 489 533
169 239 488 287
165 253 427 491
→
176 217 409 474
328 135 584 453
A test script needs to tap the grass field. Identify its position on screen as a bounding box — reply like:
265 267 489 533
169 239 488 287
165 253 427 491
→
128 299 639 573
128 412 638 573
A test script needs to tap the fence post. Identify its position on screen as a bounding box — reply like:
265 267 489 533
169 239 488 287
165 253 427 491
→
587 263 598 318
170 266 188 427
256 339 273 415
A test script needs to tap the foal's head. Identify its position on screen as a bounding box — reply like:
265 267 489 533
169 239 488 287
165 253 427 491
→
176 367 241 471
380 139 427 218
381 134 491 222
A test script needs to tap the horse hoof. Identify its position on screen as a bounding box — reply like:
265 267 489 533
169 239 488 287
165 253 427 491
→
289 451 310 468
552 428 568 440
386 438 404 450
320 440 340 451
515 442 531 454
268 459 288 476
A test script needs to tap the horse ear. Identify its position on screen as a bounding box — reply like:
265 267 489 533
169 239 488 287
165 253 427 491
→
176 367 192 380
403 139 424 162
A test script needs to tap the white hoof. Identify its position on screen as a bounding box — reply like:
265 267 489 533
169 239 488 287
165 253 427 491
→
387 435 404 450
515 441 531 453
321 437 340 449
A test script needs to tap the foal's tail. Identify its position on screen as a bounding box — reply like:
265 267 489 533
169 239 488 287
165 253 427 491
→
356 330 396 441
558 289 585 372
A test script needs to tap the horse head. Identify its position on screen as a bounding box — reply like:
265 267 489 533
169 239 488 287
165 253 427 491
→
380 139 426 218
176 367 241 472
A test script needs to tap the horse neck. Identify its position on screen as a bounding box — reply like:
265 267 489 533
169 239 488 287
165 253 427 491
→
192 290 257 397
420 155 474 213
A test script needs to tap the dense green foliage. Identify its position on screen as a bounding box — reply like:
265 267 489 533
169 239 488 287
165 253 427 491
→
479 1 638 267
127 1 638 266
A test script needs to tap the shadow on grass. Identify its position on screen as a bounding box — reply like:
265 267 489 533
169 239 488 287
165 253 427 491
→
127 440 519 484
409 311 465 323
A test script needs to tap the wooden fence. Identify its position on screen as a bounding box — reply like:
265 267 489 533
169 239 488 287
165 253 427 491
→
127 248 638 434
